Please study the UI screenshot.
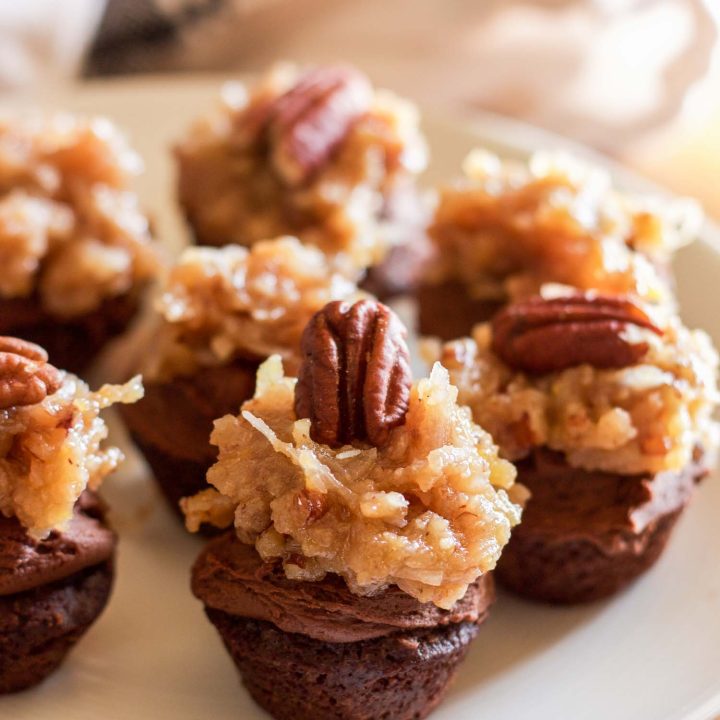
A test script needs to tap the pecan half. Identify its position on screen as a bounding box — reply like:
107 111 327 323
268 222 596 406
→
295 489 328 524
243 66 373 186
0 337 62 410
295 299 412 447
491 295 663 374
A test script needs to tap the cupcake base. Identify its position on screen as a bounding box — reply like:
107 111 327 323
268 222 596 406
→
121 362 258 525
416 281 502 340
129 431 214 526
497 508 682 604
0 562 113 694
207 610 479 720
496 449 702 604
0 493 116 693
193 532 494 720
0 291 141 376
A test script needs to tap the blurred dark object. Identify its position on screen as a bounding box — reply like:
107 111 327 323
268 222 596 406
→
85 0 224 76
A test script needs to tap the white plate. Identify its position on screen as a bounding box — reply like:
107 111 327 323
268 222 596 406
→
1 77 719 720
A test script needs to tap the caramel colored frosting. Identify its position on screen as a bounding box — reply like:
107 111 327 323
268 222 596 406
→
183 357 523 609
0 114 158 318
146 238 361 382
427 149 700 307
192 533 494 643
0 369 143 537
175 63 427 273
439 311 719 476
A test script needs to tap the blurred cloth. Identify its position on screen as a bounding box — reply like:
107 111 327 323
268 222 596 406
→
2 0 720 212
86 0 229 76
0 1 103 92
80 0 719 153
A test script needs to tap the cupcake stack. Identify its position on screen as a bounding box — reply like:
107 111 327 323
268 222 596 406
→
419 149 717 607
175 63 430 300
439 295 717 602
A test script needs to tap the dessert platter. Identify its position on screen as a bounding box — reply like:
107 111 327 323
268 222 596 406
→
0 66 719 720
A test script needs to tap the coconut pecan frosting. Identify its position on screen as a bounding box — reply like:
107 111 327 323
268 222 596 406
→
0 114 158 318
183 300 523 609
439 291 719 476
0 336 143 536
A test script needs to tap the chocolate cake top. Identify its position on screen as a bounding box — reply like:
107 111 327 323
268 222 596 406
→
0 492 114 595
192 534 494 643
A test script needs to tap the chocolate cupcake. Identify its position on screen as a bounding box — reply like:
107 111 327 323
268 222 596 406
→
0 336 143 692
194 538 493 720
439 292 719 603
0 114 159 374
120 237 362 522
418 149 697 340
183 299 523 719
175 63 429 297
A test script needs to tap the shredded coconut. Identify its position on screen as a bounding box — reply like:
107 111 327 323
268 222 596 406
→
183 357 522 609
0 373 143 537
0 114 157 317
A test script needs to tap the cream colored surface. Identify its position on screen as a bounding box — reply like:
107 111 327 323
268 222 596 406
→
0 77 718 720
627 103 720 221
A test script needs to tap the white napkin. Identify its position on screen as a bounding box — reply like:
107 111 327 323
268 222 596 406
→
0 0 104 94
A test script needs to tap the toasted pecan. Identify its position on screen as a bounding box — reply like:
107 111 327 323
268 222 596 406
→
295 299 411 447
0 336 62 410
491 294 662 374
239 66 373 186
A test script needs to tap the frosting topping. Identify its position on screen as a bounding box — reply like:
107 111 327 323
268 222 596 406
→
192 533 494 642
183 356 522 609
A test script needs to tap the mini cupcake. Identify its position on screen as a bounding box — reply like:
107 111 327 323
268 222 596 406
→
0 336 142 692
0 114 159 373
439 292 719 603
418 149 698 340
183 299 523 720
175 63 429 298
120 237 362 522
